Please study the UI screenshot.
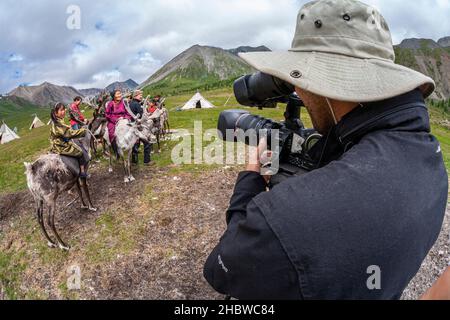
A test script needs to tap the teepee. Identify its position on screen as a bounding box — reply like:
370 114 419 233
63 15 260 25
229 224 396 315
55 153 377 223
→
0 122 20 144
29 115 45 130
181 92 215 110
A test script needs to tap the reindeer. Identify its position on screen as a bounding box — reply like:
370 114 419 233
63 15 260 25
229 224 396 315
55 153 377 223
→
149 108 164 153
142 96 169 151
104 101 157 183
24 130 96 251
87 94 110 158
89 117 108 156
158 98 170 139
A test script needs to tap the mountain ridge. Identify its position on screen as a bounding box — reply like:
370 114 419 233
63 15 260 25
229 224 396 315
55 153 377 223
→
395 36 450 99
9 82 83 107
226 45 271 56
104 79 139 93
139 44 264 95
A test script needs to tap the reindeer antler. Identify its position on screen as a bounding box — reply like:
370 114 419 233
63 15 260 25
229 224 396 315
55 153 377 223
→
124 99 139 120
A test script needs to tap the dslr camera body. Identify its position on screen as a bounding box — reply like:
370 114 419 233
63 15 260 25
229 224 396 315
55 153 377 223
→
218 72 322 186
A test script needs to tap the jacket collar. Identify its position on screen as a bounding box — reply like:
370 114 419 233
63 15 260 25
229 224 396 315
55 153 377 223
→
335 89 429 147
309 89 430 167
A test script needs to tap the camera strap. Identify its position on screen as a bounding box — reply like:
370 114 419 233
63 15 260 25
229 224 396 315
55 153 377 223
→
326 98 338 125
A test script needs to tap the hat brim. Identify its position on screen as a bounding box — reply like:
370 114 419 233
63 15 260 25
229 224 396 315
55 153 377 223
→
239 51 435 102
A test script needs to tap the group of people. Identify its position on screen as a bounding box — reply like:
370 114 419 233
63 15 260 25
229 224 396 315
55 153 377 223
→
48 89 165 178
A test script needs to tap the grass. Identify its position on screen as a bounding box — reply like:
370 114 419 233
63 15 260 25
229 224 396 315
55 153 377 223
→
0 126 50 193
0 250 27 300
0 98 50 136
85 209 145 265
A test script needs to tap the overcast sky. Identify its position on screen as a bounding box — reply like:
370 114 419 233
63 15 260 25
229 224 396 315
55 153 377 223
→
0 0 449 93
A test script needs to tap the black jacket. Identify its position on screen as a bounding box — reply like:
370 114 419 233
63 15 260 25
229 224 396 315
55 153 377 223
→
204 90 448 300
130 99 143 119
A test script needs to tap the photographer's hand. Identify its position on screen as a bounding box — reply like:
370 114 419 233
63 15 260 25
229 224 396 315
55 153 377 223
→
246 137 272 183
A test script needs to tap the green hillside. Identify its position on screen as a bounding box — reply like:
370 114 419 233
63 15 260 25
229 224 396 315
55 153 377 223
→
0 98 50 136
394 39 450 100
143 74 239 97
141 45 254 96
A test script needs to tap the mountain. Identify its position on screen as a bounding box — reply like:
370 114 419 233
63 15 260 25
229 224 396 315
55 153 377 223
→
395 36 450 100
79 79 138 97
79 88 103 97
227 45 271 56
397 38 441 50
438 37 450 48
104 79 138 93
9 82 83 107
139 45 256 95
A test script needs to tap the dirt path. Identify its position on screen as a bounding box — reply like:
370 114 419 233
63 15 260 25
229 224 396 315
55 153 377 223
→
0 163 449 300
0 163 236 299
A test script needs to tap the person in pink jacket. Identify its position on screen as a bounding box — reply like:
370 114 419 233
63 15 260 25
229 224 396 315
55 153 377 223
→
105 90 132 155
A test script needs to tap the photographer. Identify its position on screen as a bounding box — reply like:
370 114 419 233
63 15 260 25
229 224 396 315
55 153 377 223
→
204 0 448 299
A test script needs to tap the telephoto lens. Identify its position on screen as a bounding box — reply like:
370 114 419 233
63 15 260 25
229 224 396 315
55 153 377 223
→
233 72 295 107
217 110 278 146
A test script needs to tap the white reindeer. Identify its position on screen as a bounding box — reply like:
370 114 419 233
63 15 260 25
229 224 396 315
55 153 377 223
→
105 102 157 183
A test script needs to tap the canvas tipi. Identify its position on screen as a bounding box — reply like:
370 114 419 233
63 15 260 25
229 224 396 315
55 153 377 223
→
181 92 215 110
29 115 45 130
0 122 20 144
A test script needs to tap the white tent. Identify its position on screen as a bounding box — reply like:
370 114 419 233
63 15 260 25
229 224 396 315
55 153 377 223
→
181 92 215 110
29 115 45 130
0 122 20 144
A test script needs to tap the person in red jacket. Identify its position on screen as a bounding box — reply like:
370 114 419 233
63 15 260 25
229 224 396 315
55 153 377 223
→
147 100 157 114
69 96 86 130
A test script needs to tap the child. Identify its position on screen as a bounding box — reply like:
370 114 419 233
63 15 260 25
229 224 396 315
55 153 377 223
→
69 96 86 130
50 103 89 179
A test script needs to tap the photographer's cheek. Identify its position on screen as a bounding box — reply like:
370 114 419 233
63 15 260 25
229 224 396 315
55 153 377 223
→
295 87 333 134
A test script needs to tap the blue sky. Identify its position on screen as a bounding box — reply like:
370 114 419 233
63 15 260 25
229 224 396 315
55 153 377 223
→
0 0 449 93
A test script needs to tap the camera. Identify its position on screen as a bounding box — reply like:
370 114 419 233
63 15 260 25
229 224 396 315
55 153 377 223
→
218 72 322 185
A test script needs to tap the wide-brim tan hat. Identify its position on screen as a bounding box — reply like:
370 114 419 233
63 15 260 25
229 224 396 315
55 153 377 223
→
239 0 435 103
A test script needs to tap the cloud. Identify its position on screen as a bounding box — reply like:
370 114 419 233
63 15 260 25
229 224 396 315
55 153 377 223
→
0 0 448 93
8 54 24 62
